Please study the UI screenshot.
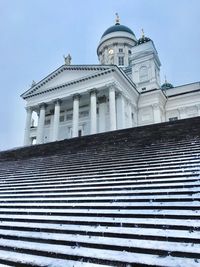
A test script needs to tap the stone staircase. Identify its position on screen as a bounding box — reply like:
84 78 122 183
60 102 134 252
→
0 117 200 267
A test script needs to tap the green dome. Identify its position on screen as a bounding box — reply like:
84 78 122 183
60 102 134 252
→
101 23 135 38
161 82 174 90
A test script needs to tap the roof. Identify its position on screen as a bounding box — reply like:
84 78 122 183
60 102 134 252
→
0 117 200 266
101 23 135 38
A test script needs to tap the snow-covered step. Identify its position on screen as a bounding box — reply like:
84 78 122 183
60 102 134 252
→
0 175 198 193
1 149 199 170
0 220 198 239
0 187 198 198
1 150 199 175
0 214 199 226
0 221 199 242
0 250 109 267
0 238 198 267
1 158 199 183
1 155 199 175
0 208 199 217
0 200 199 209
0 180 199 196
1 172 199 189
0 118 199 266
0 193 198 204
1 229 200 256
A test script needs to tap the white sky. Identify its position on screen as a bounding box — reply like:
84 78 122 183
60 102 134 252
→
0 0 199 151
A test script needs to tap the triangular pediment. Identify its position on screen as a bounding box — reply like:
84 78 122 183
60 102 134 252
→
21 65 112 99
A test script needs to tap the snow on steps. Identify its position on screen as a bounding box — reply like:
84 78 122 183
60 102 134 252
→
0 117 200 266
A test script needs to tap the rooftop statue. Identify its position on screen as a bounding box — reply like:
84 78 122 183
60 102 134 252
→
63 54 72 65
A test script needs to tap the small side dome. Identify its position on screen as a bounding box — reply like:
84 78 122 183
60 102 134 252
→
137 29 151 45
161 80 174 90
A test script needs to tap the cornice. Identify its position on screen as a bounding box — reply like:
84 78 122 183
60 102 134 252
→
21 64 112 99
167 88 200 98
22 68 115 99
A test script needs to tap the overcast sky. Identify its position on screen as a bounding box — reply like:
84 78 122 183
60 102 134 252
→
0 0 199 151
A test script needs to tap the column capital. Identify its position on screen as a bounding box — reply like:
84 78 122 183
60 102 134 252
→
152 103 160 109
116 91 123 98
89 88 98 95
39 102 47 109
54 99 62 105
25 106 32 112
73 94 81 100
107 82 116 90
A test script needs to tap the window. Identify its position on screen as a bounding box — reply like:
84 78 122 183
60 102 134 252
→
118 56 124 66
142 87 146 91
139 66 148 82
119 48 123 53
31 137 36 145
80 110 89 118
169 117 178 121
66 114 73 120
45 118 51 125
128 50 132 55
59 115 65 122
78 130 82 137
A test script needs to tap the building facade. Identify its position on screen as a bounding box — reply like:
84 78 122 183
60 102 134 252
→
21 16 200 146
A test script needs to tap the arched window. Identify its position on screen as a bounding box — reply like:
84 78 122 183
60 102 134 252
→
139 66 148 82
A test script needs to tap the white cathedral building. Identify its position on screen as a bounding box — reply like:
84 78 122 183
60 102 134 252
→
21 15 200 146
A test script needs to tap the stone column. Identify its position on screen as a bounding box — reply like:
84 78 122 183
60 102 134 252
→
109 86 117 131
124 44 129 66
127 101 133 128
113 43 118 65
52 99 61 141
104 46 108 64
132 106 138 126
98 96 107 133
72 94 80 137
90 89 97 134
152 104 161 123
116 92 125 129
24 107 32 146
36 103 46 144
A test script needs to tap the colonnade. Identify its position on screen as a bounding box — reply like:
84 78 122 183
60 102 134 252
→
24 86 133 146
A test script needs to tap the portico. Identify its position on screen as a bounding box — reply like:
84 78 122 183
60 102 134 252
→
23 82 135 146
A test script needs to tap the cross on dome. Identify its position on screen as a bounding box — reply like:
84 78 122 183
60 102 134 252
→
115 13 120 25
141 28 145 38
